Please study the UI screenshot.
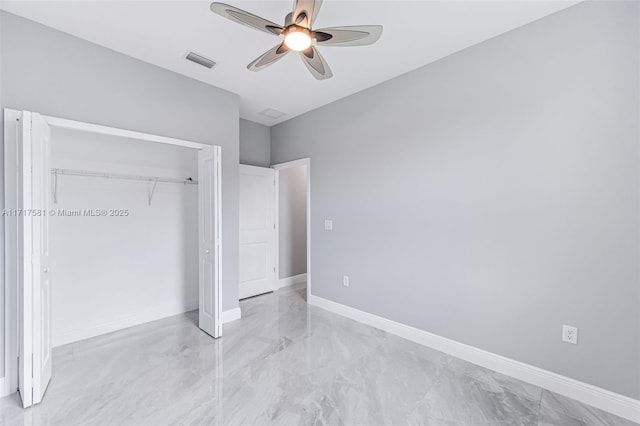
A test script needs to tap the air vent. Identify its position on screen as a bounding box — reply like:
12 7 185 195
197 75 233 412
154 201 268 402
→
185 51 216 69
259 108 286 119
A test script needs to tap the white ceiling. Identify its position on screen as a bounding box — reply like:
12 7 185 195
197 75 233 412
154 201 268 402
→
1 0 579 126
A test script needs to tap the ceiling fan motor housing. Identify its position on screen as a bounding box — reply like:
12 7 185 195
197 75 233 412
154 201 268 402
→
284 25 312 38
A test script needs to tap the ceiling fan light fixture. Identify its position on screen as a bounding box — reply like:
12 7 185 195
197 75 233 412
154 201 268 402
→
209 2 384 80
283 26 312 51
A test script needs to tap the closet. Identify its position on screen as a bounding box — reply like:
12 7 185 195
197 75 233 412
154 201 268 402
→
3 110 222 408
50 126 199 347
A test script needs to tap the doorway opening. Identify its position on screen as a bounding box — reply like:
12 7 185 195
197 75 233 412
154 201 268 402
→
273 159 310 302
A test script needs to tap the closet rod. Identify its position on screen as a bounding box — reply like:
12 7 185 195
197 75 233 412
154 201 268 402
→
50 168 198 185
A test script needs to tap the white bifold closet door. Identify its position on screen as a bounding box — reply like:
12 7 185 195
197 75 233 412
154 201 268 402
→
198 147 222 338
239 165 276 299
18 112 53 407
12 110 222 407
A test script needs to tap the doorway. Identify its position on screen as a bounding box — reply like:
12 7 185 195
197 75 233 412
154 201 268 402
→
3 109 222 407
272 159 311 302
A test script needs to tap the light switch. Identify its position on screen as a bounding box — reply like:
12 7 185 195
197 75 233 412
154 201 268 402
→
324 219 333 231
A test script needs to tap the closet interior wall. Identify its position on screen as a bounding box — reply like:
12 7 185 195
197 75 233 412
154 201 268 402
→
50 127 199 346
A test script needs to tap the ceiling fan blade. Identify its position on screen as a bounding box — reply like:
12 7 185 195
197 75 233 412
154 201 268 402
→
313 25 383 47
311 0 323 25
299 46 333 80
291 0 322 28
210 2 283 36
247 43 290 72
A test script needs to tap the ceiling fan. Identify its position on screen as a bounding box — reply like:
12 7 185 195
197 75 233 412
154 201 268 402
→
210 0 383 80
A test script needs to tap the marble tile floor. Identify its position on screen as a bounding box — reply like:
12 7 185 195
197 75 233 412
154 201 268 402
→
0 285 637 426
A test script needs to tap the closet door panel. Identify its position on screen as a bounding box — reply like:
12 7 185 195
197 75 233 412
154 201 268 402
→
31 112 52 404
18 111 53 407
198 147 221 338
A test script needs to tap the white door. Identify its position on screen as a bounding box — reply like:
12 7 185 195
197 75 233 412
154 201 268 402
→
239 165 276 299
198 147 222 338
19 112 53 407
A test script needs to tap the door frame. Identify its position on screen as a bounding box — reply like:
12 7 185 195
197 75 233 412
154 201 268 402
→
271 158 311 303
2 108 223 401
2 109 21 398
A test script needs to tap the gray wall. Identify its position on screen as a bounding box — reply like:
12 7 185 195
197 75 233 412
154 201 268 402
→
0 12 241 313
271 1 640 399
278 165 307 279
239 118 271 167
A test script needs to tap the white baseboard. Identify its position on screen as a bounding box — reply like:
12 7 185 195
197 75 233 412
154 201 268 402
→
53 302 242 348
279 273 307 289
52 299 199 347
308 294 640 424
221 307 241 324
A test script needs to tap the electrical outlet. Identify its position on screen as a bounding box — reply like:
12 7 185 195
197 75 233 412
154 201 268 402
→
343 275 349 287
324 219 333 231
562 325 578 344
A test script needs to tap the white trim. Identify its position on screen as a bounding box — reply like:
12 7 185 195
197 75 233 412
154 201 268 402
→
19 111 34 407
308 295 640 424
271 158 311 304
221 307 242 324
306 161 311 305
273 169 280 291
271 158 310 170
278 273 307 289
52 303 241 348
274 169 280 291
215 146 223 337
53 300 199 348
43 115 210 149
2 109 21 398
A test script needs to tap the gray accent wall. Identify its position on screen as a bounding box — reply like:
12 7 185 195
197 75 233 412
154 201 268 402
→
0 12 241 313
278 165 307 279
271 1 640 399
240 118 271 167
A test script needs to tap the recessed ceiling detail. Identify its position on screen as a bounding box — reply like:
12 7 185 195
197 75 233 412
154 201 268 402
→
0 1 581 125
259 108 286 119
